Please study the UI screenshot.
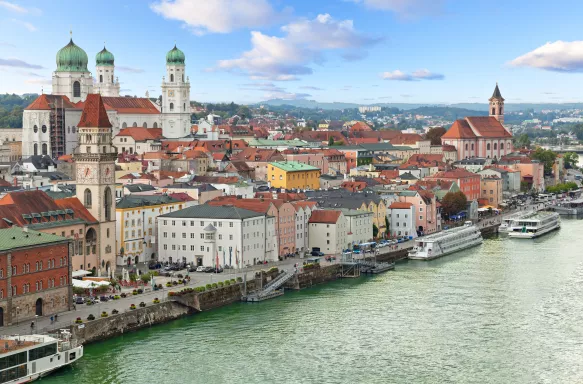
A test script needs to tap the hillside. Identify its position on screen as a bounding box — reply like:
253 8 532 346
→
0 93 38 128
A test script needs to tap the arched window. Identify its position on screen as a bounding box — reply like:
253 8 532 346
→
41 125 47 133
491 108 495 115
73 81 81 98
494 143 497 150
170 103 174 112
122 122 127 129
99 75 103 83
143 122 147 128
465 143 468 150
471 143 474 151
183 103 186 111
487 143 491 150
104 187 112 221
153 122 158 128
500 143 504 150
33 125 38 133
72 126 76 133
170 74 174 82
84 189 92 208
33 144 38 156
41 143 47 155
132 122 138 127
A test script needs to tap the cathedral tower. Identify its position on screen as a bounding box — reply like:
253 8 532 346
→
489 83 504 125
73 94 117 276
52 35 93 102
94 45 120 97
161 44 191 138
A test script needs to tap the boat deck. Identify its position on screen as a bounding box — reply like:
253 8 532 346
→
0 336 43 353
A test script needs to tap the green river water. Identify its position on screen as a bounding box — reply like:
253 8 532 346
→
45 219 583 384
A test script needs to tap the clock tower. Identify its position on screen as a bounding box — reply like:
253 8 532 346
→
161 44 191 138
74 94 117 276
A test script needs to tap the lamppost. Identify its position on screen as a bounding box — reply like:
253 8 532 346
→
15 306 19 325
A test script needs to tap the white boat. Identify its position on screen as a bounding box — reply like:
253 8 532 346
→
507 211 561 239
548 198 583 216
408 221 483 260
499 211 537 233
0 330 83 383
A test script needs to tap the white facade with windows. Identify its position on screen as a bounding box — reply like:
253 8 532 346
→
308 211 347 255
341 209 373 247
293 205 312 255
161 45 191 138
389 205 416 239
157 205 277 267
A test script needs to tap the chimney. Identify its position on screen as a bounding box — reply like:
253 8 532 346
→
22 226 28 233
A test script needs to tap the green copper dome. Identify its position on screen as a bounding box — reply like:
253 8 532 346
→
56 39 89 72
96 46 114 66
166 44 185 65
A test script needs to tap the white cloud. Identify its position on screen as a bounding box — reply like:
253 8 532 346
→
11 19 36 32
510 41 583 72
381 70 412 81
217 13 380 81
350 0 444 18
0 58 43 69
0 41 16 47
381 69 444 81
150 0 289 35
25 78 51 85
117 66 145 73
300 86 323 90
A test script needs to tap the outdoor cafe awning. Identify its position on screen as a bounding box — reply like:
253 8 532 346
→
72 270 91 278
72 279 110 289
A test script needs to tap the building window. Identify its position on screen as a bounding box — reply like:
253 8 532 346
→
41 143 48 155
200 246 204 252
41 125 47 133
73 81 81 98
104 187 113 221
84 189 92 208
33 143 38 156
169 103 174 111
33 125 38 133
487 143 491 150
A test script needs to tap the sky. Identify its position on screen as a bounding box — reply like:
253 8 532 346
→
2 0 583 105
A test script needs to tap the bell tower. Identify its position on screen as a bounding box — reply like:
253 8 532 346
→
489 83 504 125
161 44 191 138
73 94 117 276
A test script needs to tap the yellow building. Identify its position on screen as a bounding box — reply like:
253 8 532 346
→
268 161 320 190
480 176 503 208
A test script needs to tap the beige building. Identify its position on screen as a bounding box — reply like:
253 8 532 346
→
308 210 347 255
481 176 503 207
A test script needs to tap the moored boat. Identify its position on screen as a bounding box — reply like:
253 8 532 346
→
0 330 83 383
507 211 560 239
548 198 583 216
499 211 537 233
408 221 483 260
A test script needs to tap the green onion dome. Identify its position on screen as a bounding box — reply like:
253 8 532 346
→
166 44 185 65
96 46 114 66
56 39 89 72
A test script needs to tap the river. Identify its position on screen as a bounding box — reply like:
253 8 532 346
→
45 219 583 384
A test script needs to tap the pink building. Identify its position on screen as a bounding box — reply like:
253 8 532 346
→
282 149 347 175
398 190 439 235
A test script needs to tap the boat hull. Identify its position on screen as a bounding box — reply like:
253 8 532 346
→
508 222 560 239
409 238 483 260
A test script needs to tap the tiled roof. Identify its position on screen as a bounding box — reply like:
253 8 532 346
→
117 127 163 141
308 210 342 224
25 94 77 110
78 94 112 128
193 176 240 184
389 133 423 145
208 197 274 214
53 197 99 224
102 97 160 114
231 148 283 162
429 168 480 179
389 202 413 209
442 119 475 139
466 117 512 138
350 121 373 132
166 192 195 202
269 161 319 172
0 227 69 253
160 204 265 219
116 194 181 209
341 181 367 191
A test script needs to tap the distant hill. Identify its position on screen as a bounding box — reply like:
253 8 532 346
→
407 106 487 120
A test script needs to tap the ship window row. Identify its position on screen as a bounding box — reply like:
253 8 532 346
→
28 343 57 361
0 364 26 383
0 351 26 371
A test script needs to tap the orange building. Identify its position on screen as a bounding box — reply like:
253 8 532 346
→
428 168 481 201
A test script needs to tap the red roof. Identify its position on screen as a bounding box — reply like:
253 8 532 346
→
102 97 159 114
341 181 367 192
350 121 373 132
308 210 342 224
166 192 195 202
231 148 284 162
349 137 380 144
429 168 480 180
54 197 98 224
442 120 475 139
389 202 413 209
390 133 423 145
25 94 77 110
78 94 112 128
442 117 511 139
117 127 163 141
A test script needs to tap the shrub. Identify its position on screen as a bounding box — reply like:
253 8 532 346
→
177 279 183 284
130 304 136 310
267 267 278 273
86 301 93 306
140 273 151 283
218 282 224 287
73 287 85 295
139 302 146 308
172 281 178 286
75 317 83 324
230 279 236 284
224 280 231 286
236 277 243 283
211 283 218 289
132 290 138 296
87 314 95 321
116 275 123 281
113 295 120 300
195 286 206 292
206 284 212 289
177 274 184 278
129 273 137 282
112 309 119 315
153 298 160 304
101 311 108 318
137 289 143 294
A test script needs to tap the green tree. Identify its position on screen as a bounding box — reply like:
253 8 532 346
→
441 191 468 217
513 134 531 149
328 137 334 146
236 106 251 119
530 147 557 176
140 273 151 283
424 127 447 145
563 152 579 169
372 224 379 238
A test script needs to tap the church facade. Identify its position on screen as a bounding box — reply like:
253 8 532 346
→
441 84 513 160
22 37 192 158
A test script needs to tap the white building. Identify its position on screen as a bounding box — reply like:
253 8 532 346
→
161 45 191 138
93 46 120 97
157 205 277 267
358 106 381 113
52 37 94 103
340 209 373 247
291 202 314 256
308 210 347 255
388 202 416 239
210 181 254 198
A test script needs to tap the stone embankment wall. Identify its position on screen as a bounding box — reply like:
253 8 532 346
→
375 248 410 263
285 264 342 290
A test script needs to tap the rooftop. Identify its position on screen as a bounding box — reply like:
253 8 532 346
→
0 227 69 253
269 161 320 172
160 204 265 220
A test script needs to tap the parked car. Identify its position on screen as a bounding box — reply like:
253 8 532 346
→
203 267 215 273
187 266 197 273
325 255 336 262
148 262 161 270
99 296 109 302
311 250 324 257
75 297 85 305
196 266 206 272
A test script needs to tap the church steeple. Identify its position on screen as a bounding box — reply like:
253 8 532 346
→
489 82 504 125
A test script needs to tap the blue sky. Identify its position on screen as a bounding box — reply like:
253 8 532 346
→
2 0 583 105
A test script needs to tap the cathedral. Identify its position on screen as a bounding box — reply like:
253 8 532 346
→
22 37 192 158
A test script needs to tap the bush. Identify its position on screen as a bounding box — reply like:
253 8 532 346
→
132 290 138 296
129 273 137 282
211 283 218 289
236 277 243 283
224 280 231 286
168 291 176 297
267 267 278 274
177 274 184 278
177 279 183 284
112 309 119 315
86 300 93 306
101 311 108 318
113 295 120 300
140 273 151 283
75 317 83 324
303 263 318 270
153 298 160 304
195 286 206 293
218 282 224 287
230 279 236 284
137 289 143 294
130 304 136 310
87 314 95 321
206 284 212 289
151 271 159 277
172 281 178 286
139 302 146 308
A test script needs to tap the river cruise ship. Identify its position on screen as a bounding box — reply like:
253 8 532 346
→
0 330 82 383
408 221 483 260
499 211 537 233
507 211 561 239
548 198 583 216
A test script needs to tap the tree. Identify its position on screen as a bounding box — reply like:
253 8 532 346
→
513 134 531 149
530 147 557 176
424 127 447 145
563 152 579 169
328 137 334 146
372 224 379 238
140 273 151 283
236 106 251 119
441 191 468 217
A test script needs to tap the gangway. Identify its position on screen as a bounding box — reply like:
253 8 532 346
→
243 269 296 302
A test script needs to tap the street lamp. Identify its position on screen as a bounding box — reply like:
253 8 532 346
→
15 307 19 325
